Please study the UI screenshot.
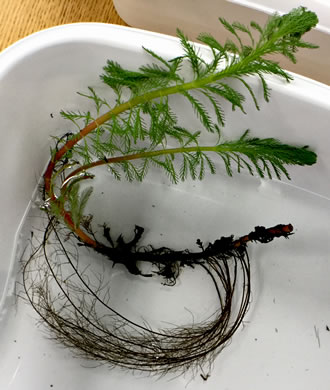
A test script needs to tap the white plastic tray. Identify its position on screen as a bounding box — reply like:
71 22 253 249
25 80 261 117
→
1 23 330 389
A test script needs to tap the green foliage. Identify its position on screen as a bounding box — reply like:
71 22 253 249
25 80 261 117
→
66 184 93 227
97 7 318 137
112 130 316 184
53 7 318 216
215 130 316 179
101 56 183 97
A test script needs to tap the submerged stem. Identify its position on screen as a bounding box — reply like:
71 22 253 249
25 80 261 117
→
43 41 290 197
42 6 318 250
60 145 217 190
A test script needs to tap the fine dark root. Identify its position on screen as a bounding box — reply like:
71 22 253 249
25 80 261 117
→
21 215 292 375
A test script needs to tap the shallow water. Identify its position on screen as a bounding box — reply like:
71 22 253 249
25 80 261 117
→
1 169 330 389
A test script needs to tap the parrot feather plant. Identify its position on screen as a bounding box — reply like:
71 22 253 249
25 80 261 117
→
23 7 318 376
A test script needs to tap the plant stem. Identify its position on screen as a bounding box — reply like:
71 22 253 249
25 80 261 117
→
61 145 220 190
52 145 219 245
43 40 281 197
43 26 297 245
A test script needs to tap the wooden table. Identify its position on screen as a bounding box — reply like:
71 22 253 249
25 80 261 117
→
0 0 127 52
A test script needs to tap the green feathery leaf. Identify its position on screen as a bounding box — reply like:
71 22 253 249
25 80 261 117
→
52 6 319 228
66 184 93 228
215 130 317 179
176 28 203 77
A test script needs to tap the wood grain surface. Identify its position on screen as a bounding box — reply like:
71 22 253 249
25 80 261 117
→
0 0 127 52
